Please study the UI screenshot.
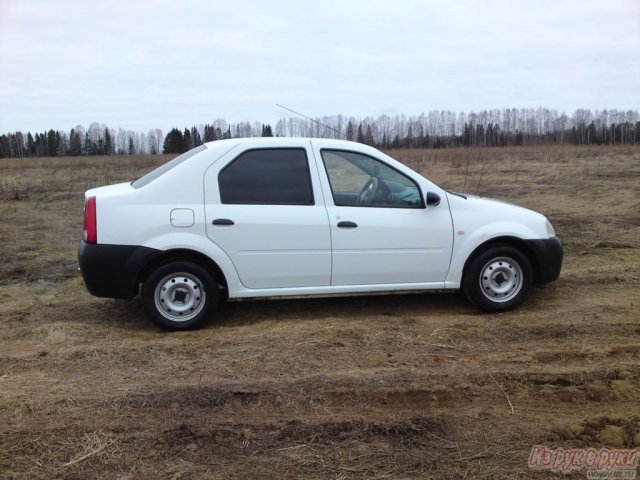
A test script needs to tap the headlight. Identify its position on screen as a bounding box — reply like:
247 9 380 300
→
545 219 556 238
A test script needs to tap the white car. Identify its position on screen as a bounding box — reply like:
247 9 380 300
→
79 138 562 330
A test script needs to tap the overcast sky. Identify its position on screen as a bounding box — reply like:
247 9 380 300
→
1 0 638 133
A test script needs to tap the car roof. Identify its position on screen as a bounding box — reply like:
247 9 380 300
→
202 137 384 157
203 137 367 149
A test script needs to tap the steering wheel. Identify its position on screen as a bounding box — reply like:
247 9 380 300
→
358 177 379 204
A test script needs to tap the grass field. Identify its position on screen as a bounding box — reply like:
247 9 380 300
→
1 145 639 479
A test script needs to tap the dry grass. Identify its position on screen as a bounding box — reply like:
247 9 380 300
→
1 145 639 479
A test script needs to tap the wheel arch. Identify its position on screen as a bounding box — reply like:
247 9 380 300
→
461 236 541 284
136 249 228 297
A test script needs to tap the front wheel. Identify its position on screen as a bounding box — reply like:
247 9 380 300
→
141 261 218 330
462 245 533 312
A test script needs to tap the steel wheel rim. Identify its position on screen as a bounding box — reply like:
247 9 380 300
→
479 256 523 303
154 272 206 322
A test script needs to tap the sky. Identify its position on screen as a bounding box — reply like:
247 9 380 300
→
1 0 639 134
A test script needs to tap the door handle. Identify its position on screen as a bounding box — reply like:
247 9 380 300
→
212 218 234 226
337 221 358 228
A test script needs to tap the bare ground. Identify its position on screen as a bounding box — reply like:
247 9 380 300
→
0 146 639 479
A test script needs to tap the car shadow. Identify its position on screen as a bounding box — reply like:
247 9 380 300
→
210 290 472 329
93 283 561 333
91 291 472 332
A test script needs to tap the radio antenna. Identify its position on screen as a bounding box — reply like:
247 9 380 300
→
276 103 346 138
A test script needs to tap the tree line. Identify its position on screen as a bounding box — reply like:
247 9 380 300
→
0 123 164 158
1 108 638 158
161 124 273 154
275 108 639 149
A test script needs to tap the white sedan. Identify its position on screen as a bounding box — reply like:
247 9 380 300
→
79 138 562 330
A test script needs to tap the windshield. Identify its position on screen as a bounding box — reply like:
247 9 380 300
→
132 145 207 189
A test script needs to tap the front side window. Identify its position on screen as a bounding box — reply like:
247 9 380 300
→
321 150 423 208
218 148 314 205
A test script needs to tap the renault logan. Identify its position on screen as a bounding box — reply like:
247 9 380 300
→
78 138 562 330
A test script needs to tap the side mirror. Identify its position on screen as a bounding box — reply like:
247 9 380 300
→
426 192 441 206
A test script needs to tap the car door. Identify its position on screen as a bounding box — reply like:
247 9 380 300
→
314 147 453 286
204 146 331 289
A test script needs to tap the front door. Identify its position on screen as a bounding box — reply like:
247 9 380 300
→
316 148 453 286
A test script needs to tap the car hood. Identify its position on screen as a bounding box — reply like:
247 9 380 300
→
448 190 540 213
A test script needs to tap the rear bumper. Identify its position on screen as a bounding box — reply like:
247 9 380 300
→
523 237 563 284
78 242 162 299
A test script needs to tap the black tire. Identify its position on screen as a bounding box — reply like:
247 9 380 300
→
462 245 533 312
141 260 218 330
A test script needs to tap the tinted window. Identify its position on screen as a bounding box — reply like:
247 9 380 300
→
321 150 423 208
219 149 314 205
132 145 207 189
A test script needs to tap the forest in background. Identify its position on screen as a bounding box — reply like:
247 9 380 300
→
1 107 639 158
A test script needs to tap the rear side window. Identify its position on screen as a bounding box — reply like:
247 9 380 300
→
132 145 207 189
218 148 314 205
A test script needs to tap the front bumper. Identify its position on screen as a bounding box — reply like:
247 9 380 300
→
523 237 563 284
78 241 162 299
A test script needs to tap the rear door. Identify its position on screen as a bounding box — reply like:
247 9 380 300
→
204 145 331 289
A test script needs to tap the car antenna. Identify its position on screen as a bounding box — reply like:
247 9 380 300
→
275 103 347 138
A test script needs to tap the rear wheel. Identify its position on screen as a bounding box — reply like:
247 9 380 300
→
463 245 532 312
141 260 218 330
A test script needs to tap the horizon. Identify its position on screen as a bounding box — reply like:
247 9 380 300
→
2 105 639 138
2 105 638 158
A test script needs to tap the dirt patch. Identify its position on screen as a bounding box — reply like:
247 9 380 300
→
556 416 640 448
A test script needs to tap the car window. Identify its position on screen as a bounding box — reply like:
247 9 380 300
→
321 150 423 208
132 145 207 189
218 148 314 205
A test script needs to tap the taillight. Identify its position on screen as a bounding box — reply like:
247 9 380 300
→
83 196 97 243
